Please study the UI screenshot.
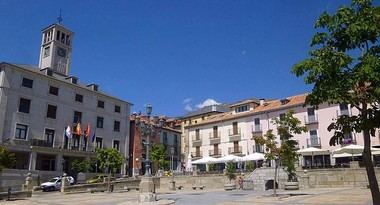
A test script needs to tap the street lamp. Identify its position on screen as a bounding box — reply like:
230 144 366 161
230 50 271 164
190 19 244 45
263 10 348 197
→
135 104 156 176
135 104 163 202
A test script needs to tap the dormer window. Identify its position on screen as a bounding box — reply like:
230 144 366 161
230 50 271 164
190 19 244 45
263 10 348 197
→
280 99 290 105
235 105 249 113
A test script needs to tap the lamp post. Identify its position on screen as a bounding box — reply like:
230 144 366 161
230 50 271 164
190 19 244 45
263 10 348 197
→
135 104 154 176
169 146 176 190
136 104 163 202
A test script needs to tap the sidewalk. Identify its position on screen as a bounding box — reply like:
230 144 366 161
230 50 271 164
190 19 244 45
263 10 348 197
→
218 188 373 205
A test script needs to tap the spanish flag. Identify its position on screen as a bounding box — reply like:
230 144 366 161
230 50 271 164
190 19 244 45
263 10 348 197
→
84 124 91 138
75 122 82 135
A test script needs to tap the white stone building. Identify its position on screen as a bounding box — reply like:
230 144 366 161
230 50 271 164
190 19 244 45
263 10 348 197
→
0 22 131 175
186 94 380 168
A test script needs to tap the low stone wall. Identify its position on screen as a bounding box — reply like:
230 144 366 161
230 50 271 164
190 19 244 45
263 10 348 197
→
249 167 288 191
0 190 32 200
296 167 377 188
62 178 160 193
0 169 60 192
158 174 227 190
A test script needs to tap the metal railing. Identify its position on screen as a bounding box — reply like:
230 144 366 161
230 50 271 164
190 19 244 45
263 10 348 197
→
304 114 318 125
307 137 321 148
228 128 241 136
209 149 222 157
191 151 202 158
228 146 242 154
251 124 262 134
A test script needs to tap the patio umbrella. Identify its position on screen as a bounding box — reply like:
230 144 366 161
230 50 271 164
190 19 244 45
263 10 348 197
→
332 152 362 158
333 144 380 161
214 154 242 163
241 152 265 162
297 147 329 168
191 156 218 165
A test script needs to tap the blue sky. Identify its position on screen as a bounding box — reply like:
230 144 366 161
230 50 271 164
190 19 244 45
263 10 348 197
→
0 0 353 117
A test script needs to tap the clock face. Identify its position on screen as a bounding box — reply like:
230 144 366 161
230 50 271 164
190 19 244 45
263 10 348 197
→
57 47 67 58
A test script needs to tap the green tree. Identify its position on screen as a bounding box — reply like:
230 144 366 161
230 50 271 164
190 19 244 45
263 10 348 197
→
96 148 124 191
0 146 16 171
254 111 307 196
245 161 255 172
292 0 380 203
96 148 124 174
71 159 91 173
225 162 236 183
150 144 168 171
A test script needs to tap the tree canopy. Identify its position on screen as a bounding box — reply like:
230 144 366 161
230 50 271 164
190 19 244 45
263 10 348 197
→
96 148 124 174
292 0 380 203
0 146 16 171
150 143 168 170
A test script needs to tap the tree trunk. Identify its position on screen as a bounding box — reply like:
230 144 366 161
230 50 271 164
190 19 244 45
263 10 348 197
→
362 103 380 205
363 129 380 204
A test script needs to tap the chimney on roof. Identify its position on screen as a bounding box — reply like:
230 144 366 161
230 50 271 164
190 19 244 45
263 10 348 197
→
87 83 99 91
66 76 78 84
212 105 216 111
259 99 265 106
40 67 53 76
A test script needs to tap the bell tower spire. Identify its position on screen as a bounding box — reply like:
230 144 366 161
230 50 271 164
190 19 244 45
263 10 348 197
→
38 13 73 76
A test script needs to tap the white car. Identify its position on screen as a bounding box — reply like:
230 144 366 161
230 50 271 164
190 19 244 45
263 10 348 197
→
40 176 74 191
40 177 64 191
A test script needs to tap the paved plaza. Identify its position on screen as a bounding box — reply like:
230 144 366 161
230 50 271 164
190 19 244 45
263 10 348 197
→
0 187 373 205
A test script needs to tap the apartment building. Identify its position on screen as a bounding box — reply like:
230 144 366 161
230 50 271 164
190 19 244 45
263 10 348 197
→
180 104 229 162
186 94 380 167
0 22 131 175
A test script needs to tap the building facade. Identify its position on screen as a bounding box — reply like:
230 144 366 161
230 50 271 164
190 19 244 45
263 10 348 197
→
186 94 380 167
0 22 131 176
180 104 229 162
129 115 181 176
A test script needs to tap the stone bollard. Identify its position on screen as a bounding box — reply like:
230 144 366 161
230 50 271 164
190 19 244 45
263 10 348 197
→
25 172 33 191
61 173 68 193
300 170 310 189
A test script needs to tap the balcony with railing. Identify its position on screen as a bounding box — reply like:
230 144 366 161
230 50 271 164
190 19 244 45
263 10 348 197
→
209 132 221 144
251 124 263 135
209 149 222 157
228 146 242 155
304 114 318 125
192 134 202 147
252 144 265 153
192 151 202 159
336 109 350 117
228 128 241 142
307 137 321 148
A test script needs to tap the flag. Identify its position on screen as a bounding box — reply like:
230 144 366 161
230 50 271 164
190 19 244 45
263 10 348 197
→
91 130 96 143
65 125 72 138
84 124 91 137
75 122 82 135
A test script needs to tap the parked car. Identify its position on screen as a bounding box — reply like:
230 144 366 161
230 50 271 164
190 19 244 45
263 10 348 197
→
40 177 65 191
86 175 115 184
40 176 74 191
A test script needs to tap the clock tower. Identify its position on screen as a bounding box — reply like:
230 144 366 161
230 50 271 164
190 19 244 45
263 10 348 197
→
38 23 73 76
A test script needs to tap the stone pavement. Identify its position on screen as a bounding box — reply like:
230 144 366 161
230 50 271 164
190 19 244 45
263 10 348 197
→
218 188 373 205
0 187 373 205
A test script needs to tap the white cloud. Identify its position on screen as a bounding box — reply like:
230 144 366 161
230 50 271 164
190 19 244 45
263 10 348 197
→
196 98 221 109
183 98 193 104
184 104 193 112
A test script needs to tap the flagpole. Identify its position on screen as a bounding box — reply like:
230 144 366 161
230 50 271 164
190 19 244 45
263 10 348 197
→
62 127 66 149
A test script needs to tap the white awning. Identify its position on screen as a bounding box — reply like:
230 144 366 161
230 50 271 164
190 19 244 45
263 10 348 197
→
241 153 265 161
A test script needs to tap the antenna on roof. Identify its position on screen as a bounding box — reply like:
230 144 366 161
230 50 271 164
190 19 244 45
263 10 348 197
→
57 9 63 24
